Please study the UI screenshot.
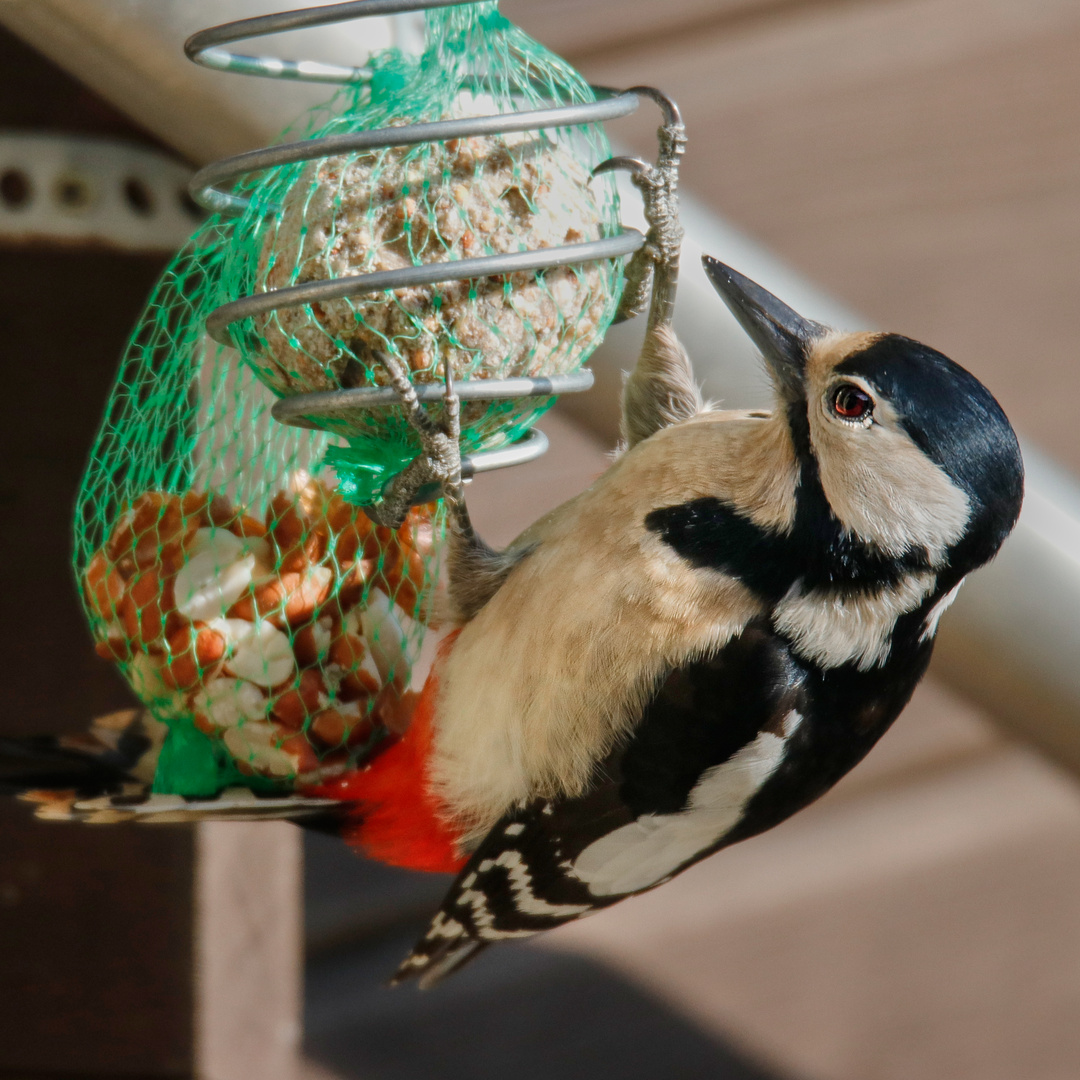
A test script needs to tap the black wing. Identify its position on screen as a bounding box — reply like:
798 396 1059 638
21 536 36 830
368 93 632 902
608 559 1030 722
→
394 623 807 987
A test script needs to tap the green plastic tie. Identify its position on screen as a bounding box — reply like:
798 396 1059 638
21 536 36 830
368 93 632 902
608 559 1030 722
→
323 438 418 506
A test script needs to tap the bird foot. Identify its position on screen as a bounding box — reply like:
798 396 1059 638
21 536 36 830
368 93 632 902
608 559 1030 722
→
364 351 463 529
595 88 686 328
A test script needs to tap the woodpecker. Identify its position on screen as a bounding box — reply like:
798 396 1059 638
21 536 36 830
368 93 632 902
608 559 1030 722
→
294 240 1017 986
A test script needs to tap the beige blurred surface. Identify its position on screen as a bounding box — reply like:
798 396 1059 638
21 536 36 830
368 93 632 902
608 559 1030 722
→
511 0 1080 474
196 823 303 1080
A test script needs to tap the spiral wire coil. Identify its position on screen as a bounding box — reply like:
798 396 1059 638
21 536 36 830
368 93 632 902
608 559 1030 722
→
186 0 654 475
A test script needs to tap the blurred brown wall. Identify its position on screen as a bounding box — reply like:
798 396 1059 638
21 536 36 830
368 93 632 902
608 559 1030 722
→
0 29 197 1076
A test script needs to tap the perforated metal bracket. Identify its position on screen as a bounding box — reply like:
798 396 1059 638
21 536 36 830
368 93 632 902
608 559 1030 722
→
0 133 204 251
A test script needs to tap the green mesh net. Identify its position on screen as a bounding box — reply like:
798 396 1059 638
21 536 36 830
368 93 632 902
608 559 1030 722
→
72 4 627 797
218 1 623 501
74 222 444 797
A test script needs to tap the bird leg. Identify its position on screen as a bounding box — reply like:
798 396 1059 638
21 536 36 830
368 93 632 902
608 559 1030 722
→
363 349 465 531
596 89 701 449
365 351 517 623
368 91 692 600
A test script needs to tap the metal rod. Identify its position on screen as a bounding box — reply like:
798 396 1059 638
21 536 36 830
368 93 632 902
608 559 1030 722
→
462 427 547 477
374 428 550 506
190 93 641 213
187 0 652 489
271 369 594 426
206 231 644 343
185 0 473 82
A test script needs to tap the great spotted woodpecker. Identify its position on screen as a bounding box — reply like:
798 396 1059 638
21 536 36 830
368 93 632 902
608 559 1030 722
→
336 250 1022 986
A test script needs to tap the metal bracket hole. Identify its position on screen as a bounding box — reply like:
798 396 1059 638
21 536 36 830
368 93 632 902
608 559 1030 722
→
0 169 31 209
123 177 155 216
53 174 94 212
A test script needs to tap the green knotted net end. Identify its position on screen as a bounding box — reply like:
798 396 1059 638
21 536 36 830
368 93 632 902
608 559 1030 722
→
151 715 282 798
368 48 415 104
323 437 418 506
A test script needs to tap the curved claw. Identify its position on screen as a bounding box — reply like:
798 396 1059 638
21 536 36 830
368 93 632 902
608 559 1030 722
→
372 349 440 437
593 156 651 179
624 85 683 128
601 88 685 333
359 348 464 527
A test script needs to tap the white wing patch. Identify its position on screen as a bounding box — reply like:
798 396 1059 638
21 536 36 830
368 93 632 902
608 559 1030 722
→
920 579 964 642
773 572 935 671
571 711 802 897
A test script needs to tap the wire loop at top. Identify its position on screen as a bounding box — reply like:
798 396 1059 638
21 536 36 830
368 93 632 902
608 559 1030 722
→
185 0 472 83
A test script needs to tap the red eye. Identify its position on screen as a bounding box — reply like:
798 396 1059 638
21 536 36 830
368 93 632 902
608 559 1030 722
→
832 384 873 420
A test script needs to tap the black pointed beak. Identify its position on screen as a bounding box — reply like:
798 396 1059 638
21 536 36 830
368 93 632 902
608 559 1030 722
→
702 256 825 398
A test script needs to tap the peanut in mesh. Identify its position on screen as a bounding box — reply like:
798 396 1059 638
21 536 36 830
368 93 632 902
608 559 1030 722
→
85 478 436 783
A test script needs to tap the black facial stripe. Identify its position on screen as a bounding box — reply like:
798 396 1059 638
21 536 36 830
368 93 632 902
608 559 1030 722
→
647 393 935 595
785 399 934 585
646 494 928 599
785 396 813 459
646 498 799 600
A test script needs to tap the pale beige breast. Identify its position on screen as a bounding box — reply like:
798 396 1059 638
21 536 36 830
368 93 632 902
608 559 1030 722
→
429 411 795 840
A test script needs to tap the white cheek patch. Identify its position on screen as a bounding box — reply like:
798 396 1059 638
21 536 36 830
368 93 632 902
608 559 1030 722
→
811 395 971 564
571 712 802 898
774 572 936 671
920 579 965 642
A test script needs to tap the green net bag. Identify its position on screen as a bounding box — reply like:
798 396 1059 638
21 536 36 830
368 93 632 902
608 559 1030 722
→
216 1 623 501
74 222 443 798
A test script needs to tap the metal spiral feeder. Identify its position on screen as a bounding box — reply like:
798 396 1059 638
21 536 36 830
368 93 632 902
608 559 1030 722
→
187 0 679 487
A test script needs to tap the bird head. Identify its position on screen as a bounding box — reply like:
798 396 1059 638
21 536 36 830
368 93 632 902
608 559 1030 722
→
702 255 1024 579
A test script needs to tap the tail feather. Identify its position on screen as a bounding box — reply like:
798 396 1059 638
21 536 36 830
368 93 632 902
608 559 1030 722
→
392 930 489 989
0 709 152 796
0 738 128 794
3 710 344 824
